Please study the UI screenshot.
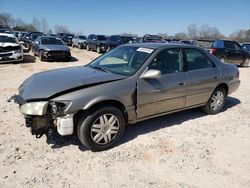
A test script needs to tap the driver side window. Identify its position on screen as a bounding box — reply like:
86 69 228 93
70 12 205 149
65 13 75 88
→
149 48 183 74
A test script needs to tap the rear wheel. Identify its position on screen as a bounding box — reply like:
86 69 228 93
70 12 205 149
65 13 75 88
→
86 44 90 51
77 106 125 151
202 87 226 114
241 58 249 68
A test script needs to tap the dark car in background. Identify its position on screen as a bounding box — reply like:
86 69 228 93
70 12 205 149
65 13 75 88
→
106 35 133 51
86 34 108 53
72 35 87 49
242 43 250 53
61 33 74 46
23 32 43 51
210 39 250 67
32 36 71 62
141 34 166 43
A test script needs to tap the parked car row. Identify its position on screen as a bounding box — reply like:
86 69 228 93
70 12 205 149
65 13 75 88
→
1 27 249 66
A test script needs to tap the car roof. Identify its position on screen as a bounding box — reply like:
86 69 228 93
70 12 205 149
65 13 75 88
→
123 42 193 49
0 33 15 38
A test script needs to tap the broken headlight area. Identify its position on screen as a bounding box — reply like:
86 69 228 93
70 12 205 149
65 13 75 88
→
49 101 72 118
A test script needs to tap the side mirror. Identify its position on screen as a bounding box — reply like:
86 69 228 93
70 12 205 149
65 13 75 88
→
141 69 161 79
93 38 96 41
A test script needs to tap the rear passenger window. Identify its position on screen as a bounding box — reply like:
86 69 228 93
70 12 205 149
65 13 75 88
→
184 48 214 71
149 48 183 74
212 40 224 48
224 41 235 49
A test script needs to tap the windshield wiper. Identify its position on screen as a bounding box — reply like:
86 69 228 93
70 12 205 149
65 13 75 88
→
88 65 110 73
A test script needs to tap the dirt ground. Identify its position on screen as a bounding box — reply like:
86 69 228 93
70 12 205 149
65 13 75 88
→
0 47 250 188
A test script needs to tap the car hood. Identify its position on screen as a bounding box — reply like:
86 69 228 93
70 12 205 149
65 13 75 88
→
18 66 126 101
41 44 69 51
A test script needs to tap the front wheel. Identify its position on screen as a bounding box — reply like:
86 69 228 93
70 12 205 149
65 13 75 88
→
39 50 45 62
77 106 125 151
96 46 101 53
86 44 90 51
202 87 226 114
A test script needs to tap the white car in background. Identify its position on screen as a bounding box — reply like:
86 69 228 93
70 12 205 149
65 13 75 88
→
0 33 23 63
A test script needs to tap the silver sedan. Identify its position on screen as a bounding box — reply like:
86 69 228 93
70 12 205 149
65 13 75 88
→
11 43 240 151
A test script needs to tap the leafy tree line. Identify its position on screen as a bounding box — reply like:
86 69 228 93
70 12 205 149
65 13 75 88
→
0 13 249 42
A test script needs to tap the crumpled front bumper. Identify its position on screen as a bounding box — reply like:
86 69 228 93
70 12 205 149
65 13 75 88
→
8 95 74 137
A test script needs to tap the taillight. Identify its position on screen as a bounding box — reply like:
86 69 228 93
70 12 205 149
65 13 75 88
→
210 48 217 55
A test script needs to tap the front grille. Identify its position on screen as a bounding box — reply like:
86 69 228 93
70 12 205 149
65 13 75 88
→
0 52 12 57
0 46 20 52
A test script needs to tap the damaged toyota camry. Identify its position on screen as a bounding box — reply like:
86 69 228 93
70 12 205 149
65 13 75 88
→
10 43 240 151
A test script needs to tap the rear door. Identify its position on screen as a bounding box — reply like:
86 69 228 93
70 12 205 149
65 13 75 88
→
183 48 220 107
224 41 243 64
137 48 188 118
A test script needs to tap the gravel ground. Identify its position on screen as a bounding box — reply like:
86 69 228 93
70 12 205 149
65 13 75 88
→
0 47 250 188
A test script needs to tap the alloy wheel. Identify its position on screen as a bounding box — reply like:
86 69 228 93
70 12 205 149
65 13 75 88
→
210 91 224 111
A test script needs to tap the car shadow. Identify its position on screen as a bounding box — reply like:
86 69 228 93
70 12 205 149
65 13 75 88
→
23 54 36 63
69 56 78 62
45 96 240 151
118 96 241 146
40 56 79 63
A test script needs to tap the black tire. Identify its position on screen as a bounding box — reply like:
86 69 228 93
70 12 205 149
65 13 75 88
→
219 57 225 63
241 58 249 68
202 87 226 114
65 56 71 62
77 106 125 151
39 50 45 62
107 46 111 52
96 46 101 53
86 44 90 51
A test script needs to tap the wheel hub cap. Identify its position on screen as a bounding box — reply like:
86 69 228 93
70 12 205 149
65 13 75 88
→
90 114 119 145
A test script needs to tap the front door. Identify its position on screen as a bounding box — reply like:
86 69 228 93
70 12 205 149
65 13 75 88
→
137 48 188 119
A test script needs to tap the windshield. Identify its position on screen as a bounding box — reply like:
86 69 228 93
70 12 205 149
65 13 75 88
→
79 36 86 39
41 37 64 45
121 36 133 44
31 33 43 40
243 44 250 51
88 46 153 76
0 35 18 43
97 35 107 41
